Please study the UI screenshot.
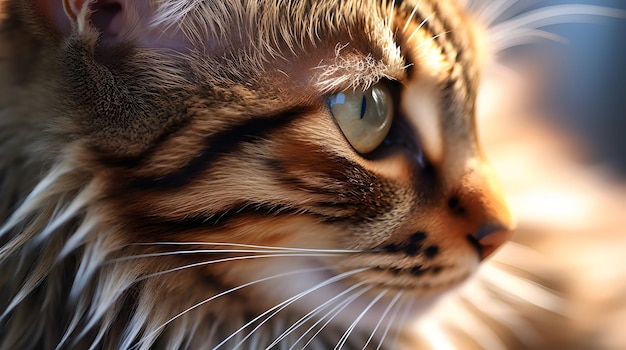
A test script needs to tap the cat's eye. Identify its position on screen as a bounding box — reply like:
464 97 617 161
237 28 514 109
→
328 82 394 154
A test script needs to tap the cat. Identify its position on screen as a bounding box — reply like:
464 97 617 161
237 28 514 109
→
1 0 620 349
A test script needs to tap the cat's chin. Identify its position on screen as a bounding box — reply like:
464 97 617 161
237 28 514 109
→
240 255 473 335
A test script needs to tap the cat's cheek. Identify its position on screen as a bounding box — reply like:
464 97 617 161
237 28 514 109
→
235 253 447 333
360 152 418 185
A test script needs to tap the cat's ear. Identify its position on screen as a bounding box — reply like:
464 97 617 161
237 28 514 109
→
34 0 168 47
61 0 101 38
35 0 191 49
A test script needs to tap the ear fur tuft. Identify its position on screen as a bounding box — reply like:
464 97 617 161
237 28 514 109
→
62 0 95 35
32 0 193 50
37 0 139 45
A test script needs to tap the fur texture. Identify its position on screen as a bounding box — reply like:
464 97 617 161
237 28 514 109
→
3 0 621 349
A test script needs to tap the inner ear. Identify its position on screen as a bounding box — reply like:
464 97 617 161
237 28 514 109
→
64 0 126 40
35 0 202 51
35 0 130 40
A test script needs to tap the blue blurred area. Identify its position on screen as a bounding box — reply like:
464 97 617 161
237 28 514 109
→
536 0 626 173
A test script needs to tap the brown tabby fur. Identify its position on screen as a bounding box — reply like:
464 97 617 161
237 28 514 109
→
1 0 520 349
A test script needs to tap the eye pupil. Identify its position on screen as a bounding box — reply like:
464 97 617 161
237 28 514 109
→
360 95 367 120
328 82 394 155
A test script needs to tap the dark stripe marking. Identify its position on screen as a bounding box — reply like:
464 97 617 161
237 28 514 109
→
129 106 313 190
397 1 477 112
124 202 321 236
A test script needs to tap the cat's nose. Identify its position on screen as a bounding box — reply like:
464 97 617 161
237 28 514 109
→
468 224 512 260
453 160 514 260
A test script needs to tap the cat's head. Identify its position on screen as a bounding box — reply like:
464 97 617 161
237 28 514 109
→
2 0 513 346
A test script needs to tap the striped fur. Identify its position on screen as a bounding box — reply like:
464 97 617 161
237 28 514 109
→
5 0 603 349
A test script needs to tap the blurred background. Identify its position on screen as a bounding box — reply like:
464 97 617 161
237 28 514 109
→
550 0 626 175
511 0 626 175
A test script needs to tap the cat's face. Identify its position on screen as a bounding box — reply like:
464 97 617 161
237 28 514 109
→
1 0 512 347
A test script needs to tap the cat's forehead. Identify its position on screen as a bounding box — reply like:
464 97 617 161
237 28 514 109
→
151 1 391 48
150 0 476 90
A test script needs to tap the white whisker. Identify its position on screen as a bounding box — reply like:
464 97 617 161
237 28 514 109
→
299 286 374 350
402 0 422 33
335 289 387 350
475 0 519 27
220 268 370 350
460 284 541 348
441 296 508 350
110 249 351 262
479 264 567 315
130 253 350 284
375 297 406 350
362 290 403 349
416 31 449 50
129 241 362 254
131 266 332 350
406 14 432 43
490 5 626 52
266 281 369 348
388 295 415 350
492 28 565 51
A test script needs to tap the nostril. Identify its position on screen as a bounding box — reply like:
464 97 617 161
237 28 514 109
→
470 224 513 260
447 197 460 209
447 196 466 215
